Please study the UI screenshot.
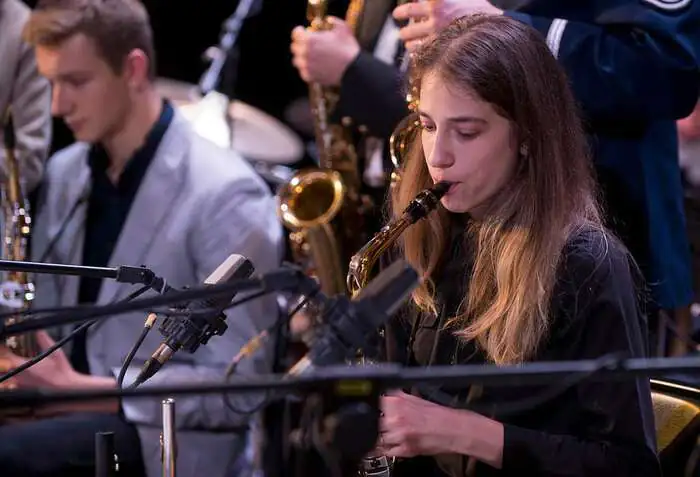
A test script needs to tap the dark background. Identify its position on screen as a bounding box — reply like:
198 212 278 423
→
22 0 352 155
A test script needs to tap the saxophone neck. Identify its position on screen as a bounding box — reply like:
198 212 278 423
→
3 109 22 205
346 215 412 295
345 182 450 295
307 0 330 30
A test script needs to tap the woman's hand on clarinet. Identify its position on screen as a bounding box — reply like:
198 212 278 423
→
393 0 503 51
377 390 504 468
377 390 461 457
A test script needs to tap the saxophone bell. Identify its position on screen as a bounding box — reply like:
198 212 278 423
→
276 0 369 298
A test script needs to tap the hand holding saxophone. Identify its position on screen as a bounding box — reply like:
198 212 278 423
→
0 330 119 416
393 0 503 51
377 391 503 468
0 331 78 390
290 16 361 85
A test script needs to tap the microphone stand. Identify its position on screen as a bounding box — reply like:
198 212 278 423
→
2 358 700 477
161 398 177 477
0 260 171 293
0 265 318 339
198 0 262 98
95 431 118 477
198 0 263 152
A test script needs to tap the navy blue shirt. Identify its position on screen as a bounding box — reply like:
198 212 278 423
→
501 0 699 309
70 101 174 374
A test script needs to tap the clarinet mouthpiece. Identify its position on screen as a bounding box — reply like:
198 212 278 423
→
431 181 452 198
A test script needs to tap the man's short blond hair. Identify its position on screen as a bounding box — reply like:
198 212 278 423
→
23 0 156 79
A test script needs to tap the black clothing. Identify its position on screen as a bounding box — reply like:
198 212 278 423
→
384 220 660 476
70 100 173 374
501 0 700 309
0 412 146 477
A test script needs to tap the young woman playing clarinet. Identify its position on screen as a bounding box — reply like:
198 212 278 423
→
377 13 660 477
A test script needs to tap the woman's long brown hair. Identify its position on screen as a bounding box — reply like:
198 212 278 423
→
392 14 604 365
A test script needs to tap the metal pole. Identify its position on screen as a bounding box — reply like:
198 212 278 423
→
161 398 177 477
95 431 118 477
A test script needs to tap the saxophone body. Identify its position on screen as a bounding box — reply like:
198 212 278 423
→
348 180 450 477
1 109 39 359
277 0 368 297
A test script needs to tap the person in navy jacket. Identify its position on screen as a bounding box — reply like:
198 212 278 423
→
394 0 700 354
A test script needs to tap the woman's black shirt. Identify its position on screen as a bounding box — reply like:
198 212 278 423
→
383 220 660 477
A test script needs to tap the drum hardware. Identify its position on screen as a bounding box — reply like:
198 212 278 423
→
198 0 263 97
161 398 177 477
154 78 304 166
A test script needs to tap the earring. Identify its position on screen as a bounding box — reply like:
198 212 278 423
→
519 144 529 157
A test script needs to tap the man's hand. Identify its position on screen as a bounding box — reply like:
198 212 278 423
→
290 17 361 86
0 331 79 390
679 100 700 142
0 331 119 417
393 0 503 50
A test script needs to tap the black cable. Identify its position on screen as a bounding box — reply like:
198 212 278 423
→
116 312 158 389
0 270 301 337
35 189 89 263
222 293 314 415
118 290 270 392
409 352 626 419
0 284 152 385
471 352 625 418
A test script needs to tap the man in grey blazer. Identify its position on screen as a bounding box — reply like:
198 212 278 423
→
0 1 285 476
0 0 51 192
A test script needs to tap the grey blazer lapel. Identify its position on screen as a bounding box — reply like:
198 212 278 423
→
97 117 189 305
32 152 90 341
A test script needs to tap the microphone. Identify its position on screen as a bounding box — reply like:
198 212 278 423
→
132 253 255 387
287 259 420 377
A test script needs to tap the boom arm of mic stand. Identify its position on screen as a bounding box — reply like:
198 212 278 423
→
0 264 319 338
0 260 171 294
198 0 261 96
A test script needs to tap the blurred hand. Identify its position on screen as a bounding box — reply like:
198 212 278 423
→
393 0 503 50
678 100 700 142
291 17 361 86
377 390 462 457
0 331 78 390
0 330 119 418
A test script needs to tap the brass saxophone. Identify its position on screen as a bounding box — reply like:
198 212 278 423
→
348 180 450 477
277 0 368 297
347 180 450 296
1 109 39 361
388 0 423 189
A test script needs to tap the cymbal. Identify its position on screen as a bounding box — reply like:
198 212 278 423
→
154 78 303 165
284 96 314 137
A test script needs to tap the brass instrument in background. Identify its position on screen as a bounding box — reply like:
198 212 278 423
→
0 108 38 361
277 0 369 297
388 0 423 189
